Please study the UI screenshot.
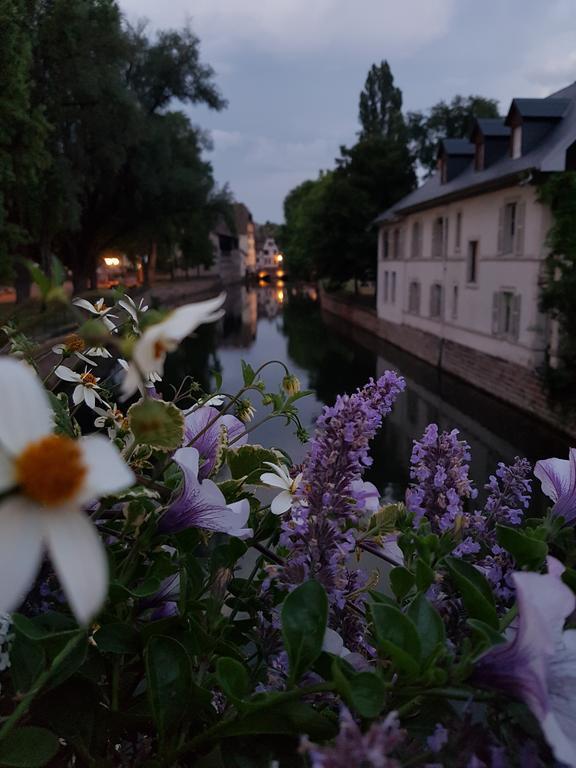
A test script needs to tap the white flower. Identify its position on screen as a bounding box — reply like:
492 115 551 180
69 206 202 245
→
121 294 225 398
55 365 104 410
94 404 127 439
118 295 148 326
118 358 162 395
73 297 117 331
85 345 112 359
260 462 302 516
0 357 134 624
51 334 94 366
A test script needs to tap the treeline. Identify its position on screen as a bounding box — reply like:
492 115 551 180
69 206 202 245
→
282 61 498 285
0 0 229 297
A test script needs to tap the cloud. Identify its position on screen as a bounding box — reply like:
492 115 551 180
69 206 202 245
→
119 0 456 58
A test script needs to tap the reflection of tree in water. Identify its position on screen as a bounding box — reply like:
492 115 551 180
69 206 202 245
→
281 294 376 404
161 322 219 408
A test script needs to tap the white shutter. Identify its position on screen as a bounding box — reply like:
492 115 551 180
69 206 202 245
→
492 292 500 335
511 294 521 340
515 202 526 256
497 206 504 255
443 217 449 258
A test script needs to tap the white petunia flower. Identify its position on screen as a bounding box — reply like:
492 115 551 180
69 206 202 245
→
260 462 302 516
121 294 225 398
55 365 104 410
0 357 134 624
73 297 117 331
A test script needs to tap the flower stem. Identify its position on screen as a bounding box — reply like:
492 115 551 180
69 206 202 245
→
0 631 86 742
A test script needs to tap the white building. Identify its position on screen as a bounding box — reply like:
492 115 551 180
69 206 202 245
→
376 82 576 371
256 236 283 275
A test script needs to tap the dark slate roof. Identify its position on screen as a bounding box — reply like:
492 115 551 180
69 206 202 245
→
440 138 475 156
473 118 510 138
506 98 569 122
376 82 576 223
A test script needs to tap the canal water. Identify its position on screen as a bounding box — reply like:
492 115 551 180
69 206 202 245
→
163 283 569 503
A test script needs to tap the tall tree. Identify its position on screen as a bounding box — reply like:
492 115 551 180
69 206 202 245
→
358 61 406 143
408 94 500 174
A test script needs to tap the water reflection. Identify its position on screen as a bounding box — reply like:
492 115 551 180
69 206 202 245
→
162 283 569 501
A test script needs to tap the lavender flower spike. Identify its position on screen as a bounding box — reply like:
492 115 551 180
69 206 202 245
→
535 448 576 523
301 706 405 768
474 558 576 767
159 447 252 539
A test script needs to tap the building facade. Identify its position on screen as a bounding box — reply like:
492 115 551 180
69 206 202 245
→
376 82 576 371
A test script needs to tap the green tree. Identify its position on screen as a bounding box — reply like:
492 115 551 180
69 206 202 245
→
538 172 576 397
408 95 500 175
358 60 405 143
0 0 48 286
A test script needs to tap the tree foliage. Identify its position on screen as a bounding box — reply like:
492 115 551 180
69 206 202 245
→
538 172 576 395
0 0 228 292
407 94 500 175
283 61 415 284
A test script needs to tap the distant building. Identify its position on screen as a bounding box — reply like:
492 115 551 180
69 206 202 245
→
376 82 576 372
255 233 284 276
207 203 256 284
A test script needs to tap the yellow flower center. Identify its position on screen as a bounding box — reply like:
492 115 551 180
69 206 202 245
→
81 372 98 387
64 334 86 352
15 435 87 507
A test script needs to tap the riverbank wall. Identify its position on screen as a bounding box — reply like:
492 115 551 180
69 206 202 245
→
320 290 576 440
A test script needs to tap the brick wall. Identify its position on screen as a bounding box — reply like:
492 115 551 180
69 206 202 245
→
321 291 576 439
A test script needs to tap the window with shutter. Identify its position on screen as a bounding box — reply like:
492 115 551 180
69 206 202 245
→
491 292 500 335
514 202 526 256
511 294 521 340
391 272 397 303
384 271 389 302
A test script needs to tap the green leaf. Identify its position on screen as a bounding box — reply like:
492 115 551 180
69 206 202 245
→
562 567 576 594
241 359 256 386
227 444 280 482
11 613 77 642
370 604 421 676
389 567 414 601
145 636 192 740
22 260 50 297
48 392 77 438
10 635 45 693
281 581 328 683
216 657 250 702
0 727 59 767
218 701 336 740
445 557 498 629
129 399 184 451
467 619 506 649
347 671 386 718
94 623 139 654
496 524 548 569
415 558 435 592
407 593 445 661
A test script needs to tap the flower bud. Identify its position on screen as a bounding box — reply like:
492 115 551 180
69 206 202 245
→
236 398 256 423
282 374 301 396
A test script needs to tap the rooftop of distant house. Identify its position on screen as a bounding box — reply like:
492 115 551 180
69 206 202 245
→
377 81 576 222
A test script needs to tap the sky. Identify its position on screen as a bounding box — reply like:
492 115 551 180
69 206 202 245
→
119 0 576 223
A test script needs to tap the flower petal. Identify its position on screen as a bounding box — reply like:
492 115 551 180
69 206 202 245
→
73 298 99 314
0 358 53 455
535 454 574 504
44 511 108 624
55 365 81 383
84 388 96 410
0 449 15 493
260 472 289 490
160 294 226 342
174 447 200 478
271 490 293 515
0 497 44 613
78 435 134 502
322 627 345 656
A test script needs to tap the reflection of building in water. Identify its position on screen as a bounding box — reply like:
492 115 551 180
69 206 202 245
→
257 284 284 318
219 285 258 348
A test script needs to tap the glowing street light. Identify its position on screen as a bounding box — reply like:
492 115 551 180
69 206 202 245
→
104 256 120 267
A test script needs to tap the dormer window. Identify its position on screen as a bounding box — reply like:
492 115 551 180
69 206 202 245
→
438 156 447 184
512 125 522 158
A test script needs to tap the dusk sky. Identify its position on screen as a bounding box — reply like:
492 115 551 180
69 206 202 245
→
120 0 576 223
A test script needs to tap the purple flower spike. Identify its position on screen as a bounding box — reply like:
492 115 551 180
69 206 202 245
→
183 406 247 479
160 447 252 539
301 707 405 768
535 448 576 523
474 558 576 767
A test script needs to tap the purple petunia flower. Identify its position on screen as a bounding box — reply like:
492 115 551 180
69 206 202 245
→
159 447 252 538
301 707 405 768
183 406 247 479
535 448 576 523
474 558 576 767
140 573 180 620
